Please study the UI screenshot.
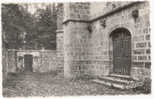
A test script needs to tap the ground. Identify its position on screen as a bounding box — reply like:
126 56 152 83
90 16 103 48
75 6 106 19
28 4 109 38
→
3 72 143 97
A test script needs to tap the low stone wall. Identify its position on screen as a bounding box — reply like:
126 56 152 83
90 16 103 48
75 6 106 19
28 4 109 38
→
4 49 64 74
32 50 58 72
2 49 17 82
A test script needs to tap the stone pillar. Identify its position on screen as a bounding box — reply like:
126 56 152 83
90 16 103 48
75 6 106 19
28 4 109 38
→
63 3 90 79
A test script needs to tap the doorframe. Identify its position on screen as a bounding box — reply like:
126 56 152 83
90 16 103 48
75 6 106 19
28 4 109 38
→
109 27 132 76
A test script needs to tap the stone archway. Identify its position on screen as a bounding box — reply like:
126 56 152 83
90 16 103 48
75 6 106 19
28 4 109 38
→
110 28 131 75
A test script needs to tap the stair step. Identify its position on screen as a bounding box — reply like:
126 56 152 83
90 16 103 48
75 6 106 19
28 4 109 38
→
109 74 131 79
99 76 132 84
92 75 144 89
93 79 126 89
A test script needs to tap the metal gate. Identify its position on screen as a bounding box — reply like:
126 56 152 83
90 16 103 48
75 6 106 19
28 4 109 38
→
112 28 131 75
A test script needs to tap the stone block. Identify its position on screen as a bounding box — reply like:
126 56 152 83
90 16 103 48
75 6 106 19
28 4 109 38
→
132 56 137 60
148 42 151 47
133 35 144 41
145 62 151 69
132 62 144 67
131 67 144 80
146 49 150 54
133 49 145 54
145 34 150 40
136 42 147 48
138 56 147 60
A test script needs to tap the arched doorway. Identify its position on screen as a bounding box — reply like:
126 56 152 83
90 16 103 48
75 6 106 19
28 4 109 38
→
110 28 131 75
24 54 33 72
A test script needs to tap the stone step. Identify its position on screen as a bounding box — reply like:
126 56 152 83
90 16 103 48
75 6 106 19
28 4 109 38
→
109 74 132 80
92 79 127 89
99 76 133 84
92 75 143 89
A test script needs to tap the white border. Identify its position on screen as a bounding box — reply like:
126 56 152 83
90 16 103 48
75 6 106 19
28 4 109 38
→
0 0 153 99
0 0 148 3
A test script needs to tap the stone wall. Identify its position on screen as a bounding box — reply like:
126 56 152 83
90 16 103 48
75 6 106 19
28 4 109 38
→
64 3 90 21
4 50 63 73
63 3 91 79
63 1 150 80
56 31 64 71
130 2 150 80
89 2 150 80
64 22 91 79
90 2 132 19
2 49 11 81
57 3 63 30
6 50 17 73
2 49 17 82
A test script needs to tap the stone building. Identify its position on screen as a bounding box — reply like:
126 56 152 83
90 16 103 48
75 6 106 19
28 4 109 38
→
4 1 150 89
56 1 150 88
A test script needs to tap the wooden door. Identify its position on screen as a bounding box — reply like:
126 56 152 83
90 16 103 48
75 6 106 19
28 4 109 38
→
112 29 131 75
24 54 33 72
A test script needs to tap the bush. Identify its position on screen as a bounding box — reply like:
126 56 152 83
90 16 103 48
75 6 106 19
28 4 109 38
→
142 78 151 94
133 77 151 94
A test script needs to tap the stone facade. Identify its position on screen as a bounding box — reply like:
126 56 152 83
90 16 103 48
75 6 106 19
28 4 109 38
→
62 1 150 80
3 2 150 82
90 2 150 80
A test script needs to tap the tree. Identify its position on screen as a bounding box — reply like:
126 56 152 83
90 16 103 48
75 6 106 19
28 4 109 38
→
2 4 57 50
2 4 37 49
2 4 25 49
35 5 57 50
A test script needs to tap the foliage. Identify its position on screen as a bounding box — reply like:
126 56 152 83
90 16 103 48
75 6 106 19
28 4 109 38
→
35 5 57 50
141 78 151 94
2 4 25 49
2 4 57 50
133 78 151 94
